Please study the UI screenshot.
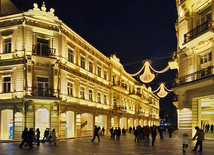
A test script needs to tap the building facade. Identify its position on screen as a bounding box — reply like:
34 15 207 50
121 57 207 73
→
0 1 159 140
170 0 214 138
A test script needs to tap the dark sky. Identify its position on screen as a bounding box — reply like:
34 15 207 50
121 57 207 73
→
11 0 178 118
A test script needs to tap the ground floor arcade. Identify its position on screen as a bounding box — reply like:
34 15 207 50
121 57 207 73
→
0 98 159 141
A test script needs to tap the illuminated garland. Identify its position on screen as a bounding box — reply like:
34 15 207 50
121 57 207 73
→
153 83 173 98
124 60 170 83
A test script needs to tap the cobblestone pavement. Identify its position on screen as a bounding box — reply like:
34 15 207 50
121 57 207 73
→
1 131 214 155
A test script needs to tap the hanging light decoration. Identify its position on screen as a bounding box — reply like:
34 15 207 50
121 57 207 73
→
123 60 170 83
153 83 173 98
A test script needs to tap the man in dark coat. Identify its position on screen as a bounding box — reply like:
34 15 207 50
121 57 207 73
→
192 126 205 152
27 128 35 148
151 125 157 146
91 125 100 142
36 128 40 146
19 128 28 148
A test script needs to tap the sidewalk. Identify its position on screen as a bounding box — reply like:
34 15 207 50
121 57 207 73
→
0 131 214 155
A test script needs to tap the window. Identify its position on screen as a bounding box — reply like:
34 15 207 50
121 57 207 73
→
3 38 11 53
89 89 93 101
80 86 85 99
36 38 49 56
97 66 101 77
80 56 85 69
89 61 93 73
37 77 49 97
3 77 11 93
200 6 211 24
104 70 107 80
68 48 73 63
201 52 212 64
97 92 101 103
67 82 73 96
104 94 107 104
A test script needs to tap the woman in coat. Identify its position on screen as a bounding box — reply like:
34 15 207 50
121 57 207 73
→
50 129 57 145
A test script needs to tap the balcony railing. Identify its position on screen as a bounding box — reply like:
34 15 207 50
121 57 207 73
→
184 21 214 44
129 91 141 96
113 105 127 111
27 87 59 97
173 65 214 87
112 81 127 89
32 45 56 57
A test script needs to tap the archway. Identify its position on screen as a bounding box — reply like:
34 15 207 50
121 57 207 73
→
120 117 128 129
95 115 107 129
81 113 93 136
1 110 13 140
35 109 50 138
128 118 134 128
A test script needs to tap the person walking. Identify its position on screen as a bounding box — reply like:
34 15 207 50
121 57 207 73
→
168 125 173 138
91 125 100 142
182 133 189 153
116 127 121 140
151 125 157 146
192 126 205 152
19 128 28 148
143 125 151 146
50 129 57 145
42 128 49 143
129 126 132 133
36 128 40 146
211 124 213 133
134 126 140 143
102 127 105 136
110 127 114 139
27 128 35 148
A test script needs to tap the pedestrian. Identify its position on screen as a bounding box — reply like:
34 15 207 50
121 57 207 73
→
151 125 157 146
102 126 105 136
211 124 213 133
42 128 49 143
50 129 57 145
113 127 118 140
158 126 164 140
168 125 173 138
91 125 100 142
116 127 121 140
27 128 35 148
129 126 132 133
19 128 28 148
143 125 151 146
36 128 40 146
134 126 140 143
192 126 205 152
122 128 126 135
182 133 189 153
110 127 114 139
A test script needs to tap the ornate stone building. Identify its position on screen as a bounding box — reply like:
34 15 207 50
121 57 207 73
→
0 1 159 140
170 0 214 138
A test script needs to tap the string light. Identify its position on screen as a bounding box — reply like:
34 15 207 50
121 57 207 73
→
153 83 173 98
123 60 170 83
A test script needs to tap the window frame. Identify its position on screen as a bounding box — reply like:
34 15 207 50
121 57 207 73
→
68 48 74 63
3 37 12 54
3 76 11 93
67 82 73 96
80 55 85 69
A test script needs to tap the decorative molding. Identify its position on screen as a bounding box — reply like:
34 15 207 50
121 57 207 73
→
192 39 213 54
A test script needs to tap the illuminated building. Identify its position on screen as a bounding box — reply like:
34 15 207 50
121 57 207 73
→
0 1 159 140
169 0 214 138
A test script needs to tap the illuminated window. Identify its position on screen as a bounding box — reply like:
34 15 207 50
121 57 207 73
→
104 70 107 80
68 48 73 63
67 82 73 96
3 38 11 53
89 89 93 101
89 61 93 73
97 92 101 103
3 77 11 93
104 94 107 104
97 66 101 77
80 56 85 69
80 86 85 99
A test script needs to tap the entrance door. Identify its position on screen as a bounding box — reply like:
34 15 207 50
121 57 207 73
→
35 109 49 138
1 110 13 140
66 111 75 138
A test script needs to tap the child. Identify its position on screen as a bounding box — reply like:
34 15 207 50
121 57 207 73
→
182 133 189 153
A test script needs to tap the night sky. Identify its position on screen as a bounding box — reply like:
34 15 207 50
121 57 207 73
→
11 0 178 122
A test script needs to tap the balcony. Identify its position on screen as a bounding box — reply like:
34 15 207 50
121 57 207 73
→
183 21 214 45
113 105 127 111
112 81 129 94
27 87 59 97
32 45 56 57
173 65 214 87
129 91 142 100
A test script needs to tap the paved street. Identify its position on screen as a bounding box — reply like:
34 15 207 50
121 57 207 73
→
1 131 214 155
